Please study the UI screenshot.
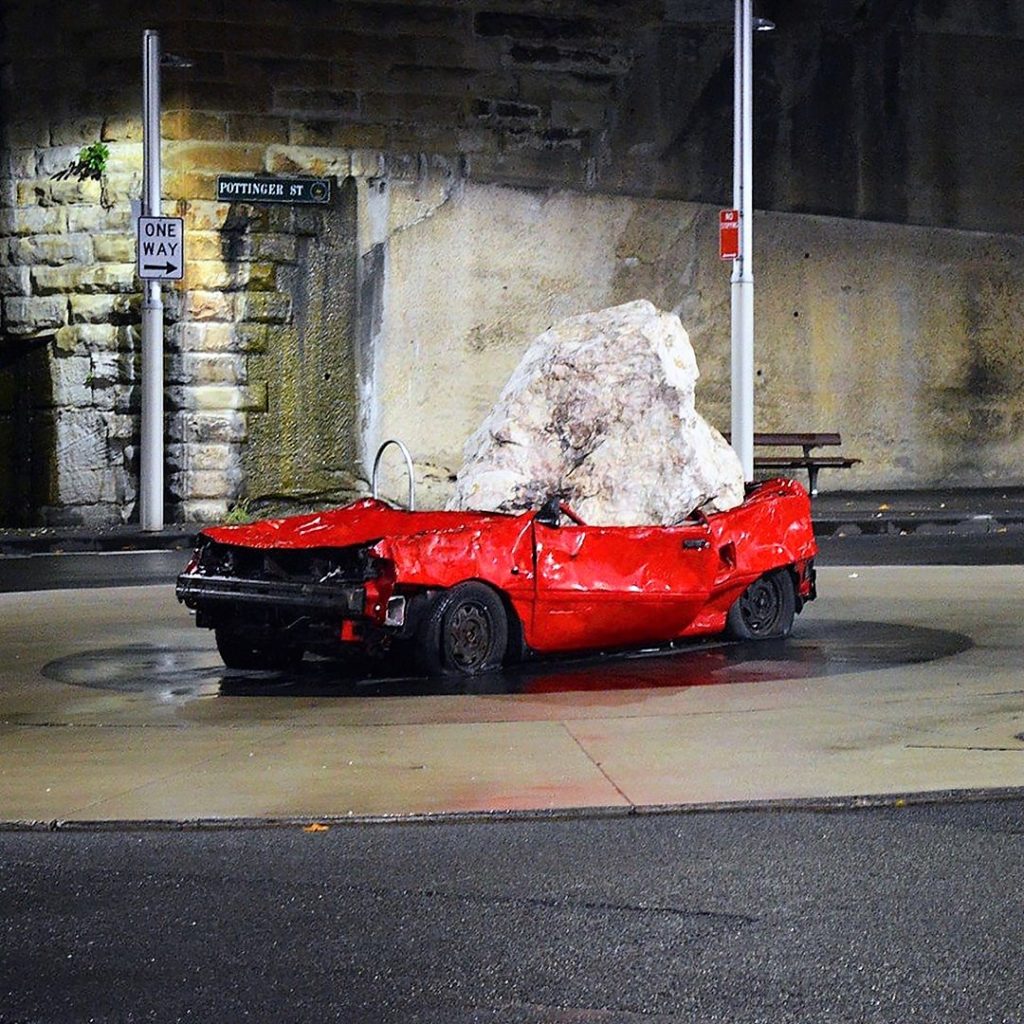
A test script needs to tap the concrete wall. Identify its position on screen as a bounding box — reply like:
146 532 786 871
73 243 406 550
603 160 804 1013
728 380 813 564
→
616 1 1024 234
367 179 1024 504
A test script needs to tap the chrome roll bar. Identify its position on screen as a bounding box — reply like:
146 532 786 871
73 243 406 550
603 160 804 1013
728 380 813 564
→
371 439 416 511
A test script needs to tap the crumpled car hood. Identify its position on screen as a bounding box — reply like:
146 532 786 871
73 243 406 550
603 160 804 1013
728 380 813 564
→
201 498 519 551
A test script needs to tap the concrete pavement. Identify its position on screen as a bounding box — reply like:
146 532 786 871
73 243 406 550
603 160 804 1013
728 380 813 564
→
1 564 1022 825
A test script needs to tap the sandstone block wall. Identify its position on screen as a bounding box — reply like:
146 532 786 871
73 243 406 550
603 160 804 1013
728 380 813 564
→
0 139 143 524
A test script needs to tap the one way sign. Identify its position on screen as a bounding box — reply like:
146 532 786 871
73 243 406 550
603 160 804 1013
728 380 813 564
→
137 216 184 280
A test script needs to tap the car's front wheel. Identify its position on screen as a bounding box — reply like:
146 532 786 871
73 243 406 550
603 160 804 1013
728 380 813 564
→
417 582 508 680
215 626 302 671
725 569 796 640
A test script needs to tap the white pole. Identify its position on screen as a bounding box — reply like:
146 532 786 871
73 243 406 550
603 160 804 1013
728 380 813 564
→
140 29 164 531
730 0 754 482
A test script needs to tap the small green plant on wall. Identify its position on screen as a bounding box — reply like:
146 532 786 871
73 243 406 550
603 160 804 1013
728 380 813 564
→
53 140 115 208
75 142 109 180
54 141 110 183
222 498 254 525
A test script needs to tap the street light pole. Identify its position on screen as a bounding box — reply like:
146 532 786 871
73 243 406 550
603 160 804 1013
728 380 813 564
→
730 0 754 482
140 28 164 531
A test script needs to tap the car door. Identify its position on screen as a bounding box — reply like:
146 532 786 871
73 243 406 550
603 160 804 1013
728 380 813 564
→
529 517 716 653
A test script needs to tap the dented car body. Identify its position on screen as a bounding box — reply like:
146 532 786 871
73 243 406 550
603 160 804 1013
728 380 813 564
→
176 478 817 678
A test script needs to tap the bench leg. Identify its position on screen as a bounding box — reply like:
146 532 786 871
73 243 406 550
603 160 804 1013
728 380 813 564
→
807 466 819 498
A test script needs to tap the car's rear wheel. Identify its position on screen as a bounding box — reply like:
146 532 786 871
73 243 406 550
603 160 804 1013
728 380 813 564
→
725 569 796 640
215 626 302 671
418 582 508 680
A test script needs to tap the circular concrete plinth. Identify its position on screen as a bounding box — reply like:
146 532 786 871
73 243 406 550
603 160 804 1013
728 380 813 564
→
41 616 971 702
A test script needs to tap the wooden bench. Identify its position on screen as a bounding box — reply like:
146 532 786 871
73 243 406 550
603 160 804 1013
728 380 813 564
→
724 432 861 496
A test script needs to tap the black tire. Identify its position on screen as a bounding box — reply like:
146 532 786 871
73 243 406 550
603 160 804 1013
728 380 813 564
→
215 626 302 671
417 582 509 679
725 569 796 640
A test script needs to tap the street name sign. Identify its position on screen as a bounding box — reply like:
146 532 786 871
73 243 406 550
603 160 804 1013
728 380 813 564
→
216 175 331 204
137 216 184 280
719 208 740 261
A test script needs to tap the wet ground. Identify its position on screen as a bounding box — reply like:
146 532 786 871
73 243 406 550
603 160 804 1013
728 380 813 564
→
1 563 1021 823
40 616 972 703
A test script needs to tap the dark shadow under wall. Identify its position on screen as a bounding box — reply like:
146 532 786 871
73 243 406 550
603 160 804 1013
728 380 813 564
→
0 340 55 526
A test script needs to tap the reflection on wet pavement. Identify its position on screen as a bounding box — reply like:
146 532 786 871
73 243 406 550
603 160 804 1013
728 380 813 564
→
42 618 972 703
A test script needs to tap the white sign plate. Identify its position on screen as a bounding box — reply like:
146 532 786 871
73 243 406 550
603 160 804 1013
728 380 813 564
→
137 216 184 280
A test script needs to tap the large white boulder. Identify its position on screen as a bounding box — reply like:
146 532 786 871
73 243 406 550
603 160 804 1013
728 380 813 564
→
448 299 745 525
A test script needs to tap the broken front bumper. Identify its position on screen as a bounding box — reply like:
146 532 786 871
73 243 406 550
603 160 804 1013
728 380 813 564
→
175 573 366 615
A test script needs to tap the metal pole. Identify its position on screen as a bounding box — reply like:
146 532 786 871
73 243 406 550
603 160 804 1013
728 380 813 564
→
730 0 754 482
141 29 164 530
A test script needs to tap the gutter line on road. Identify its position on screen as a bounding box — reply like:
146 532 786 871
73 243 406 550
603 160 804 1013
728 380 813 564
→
5 785 1024 834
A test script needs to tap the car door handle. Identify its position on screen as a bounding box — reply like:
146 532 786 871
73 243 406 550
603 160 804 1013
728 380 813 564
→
683 538 709 550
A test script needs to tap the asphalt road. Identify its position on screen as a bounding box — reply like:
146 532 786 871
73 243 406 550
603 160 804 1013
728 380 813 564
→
2 799 1022 1023
0 550 188 592
1 532 1022 594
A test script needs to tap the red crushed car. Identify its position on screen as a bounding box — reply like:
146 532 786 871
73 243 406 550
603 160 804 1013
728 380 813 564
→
176 478 817 680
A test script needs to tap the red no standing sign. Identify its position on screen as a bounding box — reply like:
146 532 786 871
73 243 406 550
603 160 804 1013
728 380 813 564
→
719 209 739 260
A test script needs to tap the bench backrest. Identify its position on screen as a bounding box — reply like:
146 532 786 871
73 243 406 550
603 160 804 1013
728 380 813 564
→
723 432 843 448
752 432 841 448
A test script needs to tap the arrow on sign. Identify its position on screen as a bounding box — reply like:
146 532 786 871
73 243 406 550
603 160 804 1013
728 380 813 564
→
143 262 177 274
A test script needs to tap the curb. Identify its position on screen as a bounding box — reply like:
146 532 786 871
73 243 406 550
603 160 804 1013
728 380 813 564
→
814 514 1024 537
3 785 1023 834
0 528 201 556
